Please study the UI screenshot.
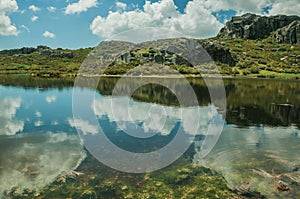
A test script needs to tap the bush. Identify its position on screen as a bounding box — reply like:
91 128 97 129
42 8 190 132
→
250 66 259 74
258 60 267 65
279 47 287 51
231 68 240 75
257 75 266 78
237 60 254 69
148 49 156 54
258 65 267 70
242 70 250 75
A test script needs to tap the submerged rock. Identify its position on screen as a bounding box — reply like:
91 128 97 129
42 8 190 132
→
276 180 290 192
80 189 97 199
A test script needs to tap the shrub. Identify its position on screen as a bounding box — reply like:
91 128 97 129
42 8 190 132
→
242 70 250 75
231 68 240 75
250 66 259 74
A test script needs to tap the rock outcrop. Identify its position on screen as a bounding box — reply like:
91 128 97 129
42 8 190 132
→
113 48 193 67
218 13 300 43
201 41 237 66
97 38 236 68
0 46 73 58
275 20 300 44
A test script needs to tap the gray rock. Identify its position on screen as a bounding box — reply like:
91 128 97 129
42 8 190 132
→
21 47 36 54
40 49 52 56
154 54 164 63
218 13 300 41
201 42 237 66
37 45 51 51
275 20 300 44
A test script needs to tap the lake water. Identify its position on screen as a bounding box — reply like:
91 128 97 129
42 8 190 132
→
0 76 300 198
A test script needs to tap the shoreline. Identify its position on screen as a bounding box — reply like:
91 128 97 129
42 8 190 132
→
1 73 299 81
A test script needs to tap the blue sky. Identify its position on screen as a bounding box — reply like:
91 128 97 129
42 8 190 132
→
0 0 298 50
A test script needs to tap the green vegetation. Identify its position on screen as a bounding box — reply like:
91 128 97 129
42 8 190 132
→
0 34 299 79
0 48 91 77
208 35 300 78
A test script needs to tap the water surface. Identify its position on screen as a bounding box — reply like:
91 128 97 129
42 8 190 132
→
0 76 299 198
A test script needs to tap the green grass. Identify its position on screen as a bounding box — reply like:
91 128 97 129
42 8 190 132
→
211 35 300 78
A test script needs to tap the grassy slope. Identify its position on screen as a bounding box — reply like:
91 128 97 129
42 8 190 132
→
0 36 299 78
0 48 91 77
211 35 300 78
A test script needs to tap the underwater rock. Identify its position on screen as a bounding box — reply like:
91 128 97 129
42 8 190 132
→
276 180 290 192
56 170 84 183
292 165 300 172
80 189 97 199
233 181 251 195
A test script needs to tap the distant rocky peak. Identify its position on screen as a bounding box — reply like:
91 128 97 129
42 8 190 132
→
218 13 300 44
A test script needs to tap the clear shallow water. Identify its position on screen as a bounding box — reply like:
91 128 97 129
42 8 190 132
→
196 125 300 198
0 85 85 196
0 76 300 198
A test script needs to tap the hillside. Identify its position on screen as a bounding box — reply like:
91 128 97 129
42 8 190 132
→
0 13 299 78
0 46 91 77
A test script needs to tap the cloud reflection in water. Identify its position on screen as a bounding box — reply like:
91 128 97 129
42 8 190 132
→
0 132 85 195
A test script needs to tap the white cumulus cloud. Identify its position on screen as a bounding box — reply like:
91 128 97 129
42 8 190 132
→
68 118 98 135
90 0 223 39
0 97 24 135
47 6 56 12
34 120 43 127
92 96 218 136
268 0 300 15
0 132 85 196
65 0 98 15
43 30 56 38
20 25 30 32
46 95 57 104
90 0 300 39
116 1 127 11
190 0 300 16
194 0 271 14
0 0 19 36
35 111 42 118
31 15 38 22
28 5 40 12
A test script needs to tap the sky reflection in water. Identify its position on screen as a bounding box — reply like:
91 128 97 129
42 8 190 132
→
0 78 300 198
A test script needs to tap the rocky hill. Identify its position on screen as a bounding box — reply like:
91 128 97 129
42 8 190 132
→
84 38 237 75
0 45 74 58
218 13 300 44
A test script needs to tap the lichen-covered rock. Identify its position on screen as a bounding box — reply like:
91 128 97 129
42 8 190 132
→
275 20 300 44
218 13 300 41
201 41 237 66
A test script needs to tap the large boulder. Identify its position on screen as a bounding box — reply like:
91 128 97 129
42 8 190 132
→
21 47 36 54
274 20 300 44
218 13 300 41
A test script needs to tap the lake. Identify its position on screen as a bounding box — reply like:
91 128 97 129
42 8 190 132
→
0 75 299 198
